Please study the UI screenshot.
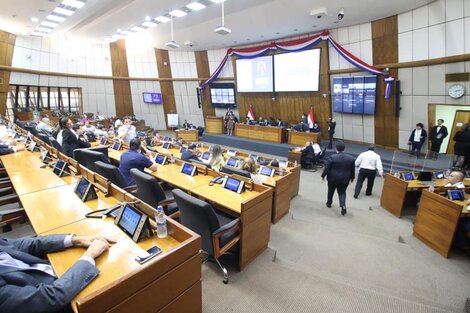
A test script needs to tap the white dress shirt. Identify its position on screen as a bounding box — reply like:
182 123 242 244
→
355 150 383 176
413 129 422 142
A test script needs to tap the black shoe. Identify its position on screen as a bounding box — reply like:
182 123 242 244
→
365 193 372 196
353 194 358 199
341 207 347 216
326 202 332 208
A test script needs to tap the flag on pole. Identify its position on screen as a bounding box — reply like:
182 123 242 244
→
307 107 315 128
247 105 255 121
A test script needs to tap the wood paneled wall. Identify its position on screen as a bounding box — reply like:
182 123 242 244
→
194 51 215 119
0 30 15 116
155 48 177 129
110 39 133 117
372 16 399 148
235 41 331 139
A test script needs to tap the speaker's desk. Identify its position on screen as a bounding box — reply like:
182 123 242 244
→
379 174 470 218
235 124 286 143
287 131 319 146
175 129 199 142
205 116 224 134
413 189 468 258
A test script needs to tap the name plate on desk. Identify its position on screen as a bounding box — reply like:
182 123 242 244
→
154 153 167 165
53 160 69 177
112 143 122 151
180 162 197 176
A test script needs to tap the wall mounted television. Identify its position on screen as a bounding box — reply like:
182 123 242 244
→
210 83 237 108
143 92 162 104
274 49 321 92
332 75 377 115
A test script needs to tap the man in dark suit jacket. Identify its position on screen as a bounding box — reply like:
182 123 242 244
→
181 144 200 162
408 122 427 158
321 142 355 216
429 119 448 159
327 118 336 149
0 234 113 312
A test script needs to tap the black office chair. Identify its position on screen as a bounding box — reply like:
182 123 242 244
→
171 189 240 284
94 161 136 192
37 134 52 146
129 168 178 218
23 125 39 137
80 149 109 172
221 165 251 178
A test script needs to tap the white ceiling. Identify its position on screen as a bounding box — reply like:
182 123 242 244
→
0 0 434 50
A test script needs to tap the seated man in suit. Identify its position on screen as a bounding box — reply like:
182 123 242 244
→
174 137 184 147
0 139 25 155
301 142 321 168
35 118 53 136
181 144 200 162
310 122 321 133
119 137 158 187
182 120 191 129
0 234 114 312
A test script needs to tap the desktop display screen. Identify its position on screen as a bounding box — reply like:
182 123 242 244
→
142 92 162 104
99 137 107 145
226 157 239 167
401 172 414 181
75 177 90 199
447 189 465 201
163 137 171 142
162 142 171 149
154 154 167 165
259 166 274 177
201 152 211 160
434 171 444 179
112 143 121 151
418 171 433 181
117 204 143 237
227 149 237 157
223 177 244 193
53 161 67 176
236 55 274 92
278 160 288 169
274 49 321 92
249 154 258 160
181 163 196 176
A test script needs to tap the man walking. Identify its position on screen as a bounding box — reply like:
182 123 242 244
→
321 142 355 216
429 119 448 159
354 145 383 198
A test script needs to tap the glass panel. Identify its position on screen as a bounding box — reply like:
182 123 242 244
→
49 87 59 111
61 89 69 111
390 150 417 176
6 86 16 120
28 86 38 109
40 87 49 110
18 86 28 110
69 88 80 113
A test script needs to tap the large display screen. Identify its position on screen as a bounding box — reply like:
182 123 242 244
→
274 49 321 92
236 55 274 92
332 76 377 115
210 83 236 107
143 92 162 104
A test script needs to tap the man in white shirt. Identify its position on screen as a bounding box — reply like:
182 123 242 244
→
117 117 136 144
354 145 383 198
445 171 465 188
35 118 53 136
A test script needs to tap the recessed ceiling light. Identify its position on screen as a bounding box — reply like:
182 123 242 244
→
53 7 75 16
117 28 122 32
41 21 59 27
35 27 52 33
130 26 145 32
169 9 187 17
31 31 46 37
46 15 66 22
293 29 298 31
145 16 151 21
120 30 133 35
186 2 206 11
31 17 39 22
210 0 225 3
61 0 85 8
142 21 157 28
112 34 124 39
275 32 280 35
155 16 171 23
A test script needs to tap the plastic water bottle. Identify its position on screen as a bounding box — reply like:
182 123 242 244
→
170 154 175 164
279 167 285 176
445 168 451 178
428 185 434 192
155 206 167 238
294 160 298 167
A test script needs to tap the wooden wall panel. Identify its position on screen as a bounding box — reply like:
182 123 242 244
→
235 40 331 139
372 16 399 148
194 51 215 120
155 48 177 130
0 30 15 116
110 39 133 117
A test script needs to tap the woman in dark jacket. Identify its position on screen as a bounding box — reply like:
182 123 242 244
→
453 123 470 169
60 117 82 157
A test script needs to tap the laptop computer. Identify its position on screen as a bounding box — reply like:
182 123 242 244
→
417 171 435 185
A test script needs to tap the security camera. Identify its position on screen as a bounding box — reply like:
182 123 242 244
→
338 8 344 20
184 41 195 47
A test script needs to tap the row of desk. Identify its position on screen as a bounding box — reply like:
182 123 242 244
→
1 136 202 313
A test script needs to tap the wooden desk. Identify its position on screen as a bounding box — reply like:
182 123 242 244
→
259 173 293 223
190 183 273 270
235 124 286 143
176 129 199 142
8 167 71 196
205 116 224 134
43 218 201 313
288 131 319 146
413 189 468 257
0 150 44 172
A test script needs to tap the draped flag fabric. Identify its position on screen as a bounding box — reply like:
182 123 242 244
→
307 107 315 128
247 106 255 121
200 30 395 100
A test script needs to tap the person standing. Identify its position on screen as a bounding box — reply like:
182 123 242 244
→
353 145 383 198
429 119 448 159
327 118 336 149
453 123 470 169
117 116 137 144
226 115 235 136
321 142 355 216
408 122 427 158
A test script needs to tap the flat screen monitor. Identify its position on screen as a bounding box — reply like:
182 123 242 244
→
180 163 196 176
226 157 239 167
274 49 320 92
227 149 237 157
143 92 162 104
259 166 275 177
433 171 445 179
115 204 148 242
154 154 167 165
163 137 171 142
249 154 258 160
99 137 107 145
418 171 433 181
74 177 97 202
222 177 244 193
201 152 211 160
278 160 288 169
112 143 121 151
210 83 236 108
401 172 414 181
332 75 377 115
236 55 274 92
162 142 171 149
447 189 465 201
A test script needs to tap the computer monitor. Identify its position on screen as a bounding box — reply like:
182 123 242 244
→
259 166 275 177
433 171 445 179
154 154 167 165
227 149 237 157
447 189 465 201
162 142 171 149
201 152 211 160
99 137 108 145
53 161 68 177
114 204 149 242
180 163 197 176
163 137 171 142
401 172 414 181
278 160 288 169
112 143 121 151
179 147 187 153
222 177 244 193
418 171 433 182
249 154 258 161
74 177 97 202
226 157 239 167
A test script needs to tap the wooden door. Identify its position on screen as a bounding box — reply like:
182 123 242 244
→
446 110 470 154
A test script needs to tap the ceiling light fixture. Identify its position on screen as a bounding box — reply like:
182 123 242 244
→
61 0 85 8
145 16 151 21
214 0 231 35
165 15 179 48
35 27 52 33
31 31 46 37
186 2 206 11
104 37 116 43
53 7 75 16
155 16 171 23
130 25 145 32
46 14 66 22
169 9 187 17
142 21 157 28
31 17 39 22
120 30 133 35
41 20 58 27
210 0 225 3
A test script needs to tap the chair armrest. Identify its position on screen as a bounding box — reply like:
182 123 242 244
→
123 185 137 193
158 197 175 207
213 218 240 237
213 218 240 258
